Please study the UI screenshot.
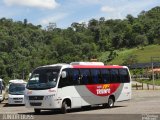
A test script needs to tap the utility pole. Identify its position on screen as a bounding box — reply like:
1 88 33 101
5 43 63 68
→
151 57 155 90
151 57 160 90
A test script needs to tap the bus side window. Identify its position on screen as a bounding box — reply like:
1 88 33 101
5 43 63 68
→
101 69 110 84
80 69 91 85
110 69 119 83
119 69 130 83
72 69 80 85
90 69 101 84
59 69 71 87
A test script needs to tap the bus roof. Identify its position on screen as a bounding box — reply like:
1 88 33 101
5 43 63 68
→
9 79 26 84
0 78 2 81
33 62 128 69
70 62 104 66
72 65 125 69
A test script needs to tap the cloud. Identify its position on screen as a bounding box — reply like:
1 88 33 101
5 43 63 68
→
101 6 115 13
40 13 68 25
100 0 158 19
67 0 101 5
3 0 59 9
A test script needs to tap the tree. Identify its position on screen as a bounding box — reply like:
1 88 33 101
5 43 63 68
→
24 19 28 26
47 22 57 31
126 14 134 24
135 35 148 46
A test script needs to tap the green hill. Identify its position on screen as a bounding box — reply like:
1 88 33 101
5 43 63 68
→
0 6 160 81
99 45 160 65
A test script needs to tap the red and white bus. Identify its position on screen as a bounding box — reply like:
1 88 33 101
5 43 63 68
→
25 62 131 114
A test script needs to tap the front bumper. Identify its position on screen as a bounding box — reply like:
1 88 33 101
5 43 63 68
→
25 95 61 109
8 97 25 104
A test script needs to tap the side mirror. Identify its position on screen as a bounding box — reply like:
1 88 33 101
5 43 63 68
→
61 71 67 79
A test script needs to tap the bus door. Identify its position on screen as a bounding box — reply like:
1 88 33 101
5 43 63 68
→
58 68 81 108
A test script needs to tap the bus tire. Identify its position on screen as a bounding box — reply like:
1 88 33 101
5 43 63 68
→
107 96 115 108
34 109 41 114
61 101 67 114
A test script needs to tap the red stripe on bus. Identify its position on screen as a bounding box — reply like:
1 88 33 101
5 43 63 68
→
86 83 120 97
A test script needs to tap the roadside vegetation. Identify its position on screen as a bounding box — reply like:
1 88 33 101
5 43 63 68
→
102 45 160 65
136 79 160 86
0 6 160 83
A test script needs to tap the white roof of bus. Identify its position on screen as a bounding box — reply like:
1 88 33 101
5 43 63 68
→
70 62 104 66
34 62 128 69
36 64 70 69
9 79 26 84
0 78 2 81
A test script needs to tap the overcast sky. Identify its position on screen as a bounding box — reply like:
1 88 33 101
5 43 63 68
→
0 0 159 28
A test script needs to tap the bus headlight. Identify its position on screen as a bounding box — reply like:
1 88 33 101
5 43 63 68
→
44 95 53 100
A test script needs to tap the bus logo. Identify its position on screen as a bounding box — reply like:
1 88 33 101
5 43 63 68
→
86 83 120 97
102 84 110 89
97 84 110 95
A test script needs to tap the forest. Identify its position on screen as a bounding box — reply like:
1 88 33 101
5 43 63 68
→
0 6 160 82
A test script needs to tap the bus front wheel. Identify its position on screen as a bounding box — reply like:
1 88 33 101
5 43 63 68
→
61 101 68 114
34 109 41 114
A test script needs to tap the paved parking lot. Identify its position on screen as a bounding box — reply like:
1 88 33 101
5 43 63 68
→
0 90 160 120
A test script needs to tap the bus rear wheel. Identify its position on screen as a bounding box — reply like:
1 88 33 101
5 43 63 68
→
34 109 41 114
107 96 114 108
61 101 68 114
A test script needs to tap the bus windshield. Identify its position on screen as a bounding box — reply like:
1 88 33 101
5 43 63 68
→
9 83 26 95
27 67 61 90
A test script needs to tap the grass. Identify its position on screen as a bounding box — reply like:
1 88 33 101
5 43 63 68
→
132 84 142 88
99 45 160 65
137 79 160 86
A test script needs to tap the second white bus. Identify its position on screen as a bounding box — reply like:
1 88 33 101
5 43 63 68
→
8 79 27 105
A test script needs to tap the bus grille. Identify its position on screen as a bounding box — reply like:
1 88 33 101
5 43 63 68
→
29 96 44 100
30 102 42 106
13 98 23 100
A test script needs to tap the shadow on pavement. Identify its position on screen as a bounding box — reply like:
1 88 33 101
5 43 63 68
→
19 105 126 115
3 103 25 107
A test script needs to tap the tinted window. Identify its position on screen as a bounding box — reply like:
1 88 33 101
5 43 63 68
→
27 67 60 90
90 69 101 84
101 69 110 84
59 68 72 87
119 69 130 83
71 69 80 85
110 69 119 83
9 83 26 95
80 69 91 85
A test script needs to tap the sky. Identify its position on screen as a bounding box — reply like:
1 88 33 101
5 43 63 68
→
0 0 160 28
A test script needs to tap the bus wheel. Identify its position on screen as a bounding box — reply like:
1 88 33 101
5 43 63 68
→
61 101 67 114
34 109 41 114
107 96 114 108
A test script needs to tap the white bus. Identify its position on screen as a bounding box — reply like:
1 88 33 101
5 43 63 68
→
8 79 27 105
0 78 6 102
25 62 131 114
